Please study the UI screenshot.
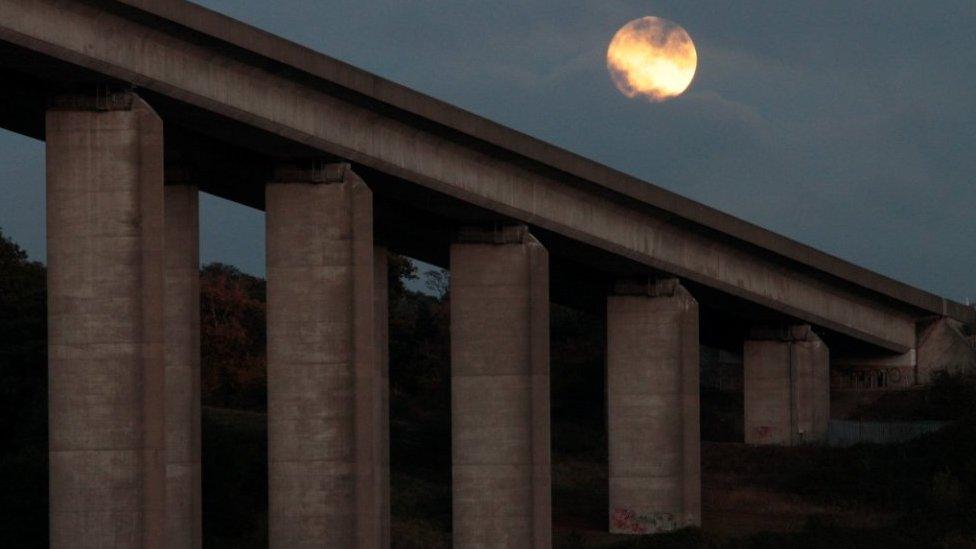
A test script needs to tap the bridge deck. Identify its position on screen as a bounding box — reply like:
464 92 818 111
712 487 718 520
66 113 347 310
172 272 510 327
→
0 0 971 353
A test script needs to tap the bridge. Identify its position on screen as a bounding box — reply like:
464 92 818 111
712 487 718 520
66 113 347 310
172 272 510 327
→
2 0 973 546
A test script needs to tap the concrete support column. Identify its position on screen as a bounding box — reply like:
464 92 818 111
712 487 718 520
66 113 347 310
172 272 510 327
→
266 162 386 547
744 325 829 445
450 226 551 547
46 92 165 547
607 279 700 535
373 248 391 548
164 182 201 548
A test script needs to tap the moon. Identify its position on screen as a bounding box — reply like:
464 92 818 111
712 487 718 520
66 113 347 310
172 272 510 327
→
607 16 698 102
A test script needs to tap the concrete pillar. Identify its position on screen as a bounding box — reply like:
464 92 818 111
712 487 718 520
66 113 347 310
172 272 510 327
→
450 226 551 548
164 182 201 548
744 325 829 445
373 248 391 549
607 279 700 535
266 162 386 547
46 92 165 547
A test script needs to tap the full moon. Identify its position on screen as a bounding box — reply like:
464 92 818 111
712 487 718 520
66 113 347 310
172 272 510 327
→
607 16 697 102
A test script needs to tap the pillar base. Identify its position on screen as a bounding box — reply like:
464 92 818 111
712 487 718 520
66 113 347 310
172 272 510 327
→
607 278 700 534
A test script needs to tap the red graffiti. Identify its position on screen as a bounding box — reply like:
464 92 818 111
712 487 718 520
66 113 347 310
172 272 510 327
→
611 507 633 529
611 507 648 534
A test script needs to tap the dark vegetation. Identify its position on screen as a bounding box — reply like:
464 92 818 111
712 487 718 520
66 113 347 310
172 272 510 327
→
850 371 976 421
200 264 267 411
2 227 976 547
700 417 976 547
699 389 744 443
0 229 47 544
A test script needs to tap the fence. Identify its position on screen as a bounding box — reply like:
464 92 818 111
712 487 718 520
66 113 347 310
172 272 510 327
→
826 420 948 447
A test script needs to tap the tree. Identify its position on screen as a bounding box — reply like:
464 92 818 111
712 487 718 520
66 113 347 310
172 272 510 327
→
0 228 48 543
200 263 267 410
0 228 46 447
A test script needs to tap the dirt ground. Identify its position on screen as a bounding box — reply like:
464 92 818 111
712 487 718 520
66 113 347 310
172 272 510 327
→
551 441 898 547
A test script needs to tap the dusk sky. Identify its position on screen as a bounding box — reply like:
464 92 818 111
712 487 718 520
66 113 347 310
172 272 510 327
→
1 1 973 301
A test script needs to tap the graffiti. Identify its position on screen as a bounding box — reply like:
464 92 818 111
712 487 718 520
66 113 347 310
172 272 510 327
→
888 368 902 383
754 425 773 440
842 366 913 390
610 507 676 534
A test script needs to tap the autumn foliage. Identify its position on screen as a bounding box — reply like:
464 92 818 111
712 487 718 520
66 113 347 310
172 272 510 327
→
200 263 267 410
197 254 429 414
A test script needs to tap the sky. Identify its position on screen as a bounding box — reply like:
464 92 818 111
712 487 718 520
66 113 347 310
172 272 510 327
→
0 1 973 301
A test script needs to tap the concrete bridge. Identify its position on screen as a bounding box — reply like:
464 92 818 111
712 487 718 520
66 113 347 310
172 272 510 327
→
1 0 973 546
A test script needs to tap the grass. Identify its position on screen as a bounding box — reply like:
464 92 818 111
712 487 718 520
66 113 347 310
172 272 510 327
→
202 407 268 547
190 404 976 548
5 387 975 547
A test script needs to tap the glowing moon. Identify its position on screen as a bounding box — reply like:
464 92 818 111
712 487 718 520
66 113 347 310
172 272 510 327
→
607 16 697 102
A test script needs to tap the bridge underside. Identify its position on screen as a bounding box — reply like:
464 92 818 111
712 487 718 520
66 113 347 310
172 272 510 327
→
0 44 908 357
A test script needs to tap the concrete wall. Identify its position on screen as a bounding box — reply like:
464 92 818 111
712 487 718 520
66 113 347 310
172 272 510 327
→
163 184 201 549
0 0 923 353
831 350 917 393
46 93 166 547
607 279 700 534
917 318 976 383
265 164 385 547
744 326 829 445
450 226 551 547
830 317 975 417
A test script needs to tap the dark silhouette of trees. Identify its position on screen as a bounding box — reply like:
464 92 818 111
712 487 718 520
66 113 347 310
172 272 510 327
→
200 263 267 410
0 228 47 543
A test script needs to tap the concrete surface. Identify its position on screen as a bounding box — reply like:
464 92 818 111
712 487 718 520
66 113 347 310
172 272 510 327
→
744 326 830 446
46 92 166 548
607 279 701 534
163 183 201 549
450 226 551 548
831 350 917 392
830 349 917 418
830 317 975 402
916 318 976 383
265 163 384 547
373 247 391 549
1 0 967 355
